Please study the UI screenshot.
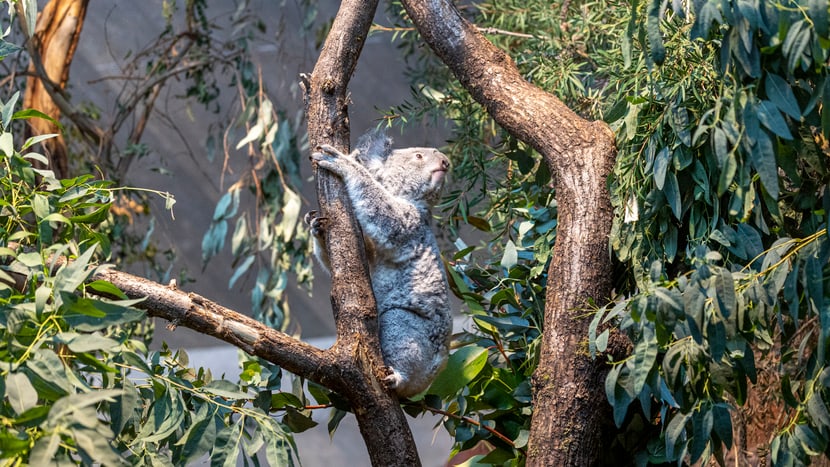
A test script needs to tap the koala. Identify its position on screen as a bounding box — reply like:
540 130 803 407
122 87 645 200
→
307 130 452 398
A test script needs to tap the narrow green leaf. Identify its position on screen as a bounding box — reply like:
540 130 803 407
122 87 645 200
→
750 130 779 200
794 424 826 456
327 407 348 438
228 255 255 289
690 408 713 463
20 132 59 151
0 40 21 59
713 269 736 318
283 406 318 433
85 280 128 299
55 332 120 353
663 171 682 219
179 405 218 464
21 0 37 39
653 146 670 189
111 378 139 434
807 390 830 430
632 325 658 394
810 0 828 38
665 411 691 459
68 205 110 224
0 132 13 156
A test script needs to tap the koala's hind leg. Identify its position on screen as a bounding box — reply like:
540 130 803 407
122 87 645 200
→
379 308 446 398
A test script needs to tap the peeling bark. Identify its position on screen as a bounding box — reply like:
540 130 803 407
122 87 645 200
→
400 1 617 464
21 0 89 178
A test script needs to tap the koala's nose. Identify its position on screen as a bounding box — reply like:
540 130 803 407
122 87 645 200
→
441 157 450 170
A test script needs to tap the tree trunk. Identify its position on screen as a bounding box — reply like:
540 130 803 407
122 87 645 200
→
400 1 617 464
22 0 89 179
304 1 421 465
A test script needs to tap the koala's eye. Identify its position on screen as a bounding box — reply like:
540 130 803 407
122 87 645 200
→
415 153 423 159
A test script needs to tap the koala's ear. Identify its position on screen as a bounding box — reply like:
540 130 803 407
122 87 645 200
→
354 128 392 172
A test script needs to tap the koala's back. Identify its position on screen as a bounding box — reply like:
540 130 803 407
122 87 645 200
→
370 215 452 397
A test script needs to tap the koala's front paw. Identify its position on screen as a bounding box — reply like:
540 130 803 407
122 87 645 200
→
303 210 328 237
311 148 341 175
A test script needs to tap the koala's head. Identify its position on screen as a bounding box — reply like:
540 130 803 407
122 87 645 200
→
353 128 450 206
378 147 450 207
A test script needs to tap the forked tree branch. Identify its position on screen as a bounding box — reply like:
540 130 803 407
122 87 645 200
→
400 0 618 464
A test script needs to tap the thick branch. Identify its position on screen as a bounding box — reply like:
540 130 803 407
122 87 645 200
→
401 1 618 465
91 269 345 388
304 1 422 465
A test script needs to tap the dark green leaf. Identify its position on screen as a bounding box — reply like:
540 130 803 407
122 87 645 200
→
712 404 733 448
283 406 318 433
810 0 828 38
663 171 682 219
750 130 779 200
203 380 253 400
765 75 801 119
429 345 488 397
178 405 218 465
632 325 658 394
63 298 145 331
665 411 691 459
794 424 826 456
757 100 792 140
0 40 21 59
647 0 666 64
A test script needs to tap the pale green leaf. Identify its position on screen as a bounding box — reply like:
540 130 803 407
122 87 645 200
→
5 372 37 415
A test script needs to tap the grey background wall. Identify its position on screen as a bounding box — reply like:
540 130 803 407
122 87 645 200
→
67 1 455 464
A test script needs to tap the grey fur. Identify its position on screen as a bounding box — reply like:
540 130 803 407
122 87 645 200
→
308 131 452 398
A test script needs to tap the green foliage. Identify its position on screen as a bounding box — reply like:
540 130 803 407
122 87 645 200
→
596 1 830 464
201 96 312 331
0 90 312 464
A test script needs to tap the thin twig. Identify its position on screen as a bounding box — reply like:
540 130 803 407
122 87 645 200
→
413 402 525 453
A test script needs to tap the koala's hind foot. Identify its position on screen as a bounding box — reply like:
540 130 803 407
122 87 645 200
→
303 210 328 237
382 367 406 394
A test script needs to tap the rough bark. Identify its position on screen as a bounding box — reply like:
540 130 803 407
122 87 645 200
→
400 1 617 464
21 0 89 179
303 0 421 465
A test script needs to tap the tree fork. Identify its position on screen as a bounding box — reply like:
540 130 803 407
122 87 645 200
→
399 0 618 464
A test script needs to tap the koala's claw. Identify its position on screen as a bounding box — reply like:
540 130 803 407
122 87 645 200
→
383 367 404 391
303 210 327 237
317 144 344 157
